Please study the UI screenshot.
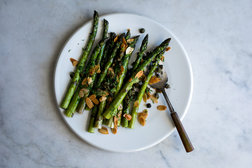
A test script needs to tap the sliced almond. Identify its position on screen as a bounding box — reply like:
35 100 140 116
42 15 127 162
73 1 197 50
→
125 46 134 55
81 78 88 85
89 94 96 100
149 76 161 85
122 37 127 45
92 98 99 105
70 58 78 66
143 93 147 103
123 114 132 121
114 35 118 42
95 65 101 73
87 77 92 85
99 96 107 102
120 43 127 52
79 88 88 97
166 47 171 51
113 116 118 128
150 94 158 104
98 126 109 134
161 55 165 62
147 92 151 99
79 89 85 98
135 70 143 79
89 94 99 105
111 128 117 134
157 105 167 111
126 38 134 43
138 109 148 119
85 97 94 109
138 116 146 126
134 100 139 107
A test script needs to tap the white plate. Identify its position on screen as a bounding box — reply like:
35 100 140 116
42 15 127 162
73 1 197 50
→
54 13 193 152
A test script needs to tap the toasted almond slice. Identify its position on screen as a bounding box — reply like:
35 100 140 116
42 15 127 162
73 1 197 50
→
81 78 88 85
120 43 127 52
85 97 94 109
161 55 165 62
126 38 134 43
113 116 118 128
138 116 146 126
114 35 118 42
149 76 161 85
79 89 85 98
166 47 171 51
98 126 109 134
99 96 107 102
147 92 151 99
135 70 144 78
70 58 78 66
138 109 148 119
87 77 92 85
150 94 158 104
82 88 89 94
89 94 99 105
157 105 167 111
126 46 134 55
95 65 101 73
89 94 96 100
111 128 117 134
143 93 147 103
123 114 132 121
92 98 99 105
134 100 139 107
122 37 127 45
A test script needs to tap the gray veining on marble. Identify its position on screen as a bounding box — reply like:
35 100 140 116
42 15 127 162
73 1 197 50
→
0 0 252 167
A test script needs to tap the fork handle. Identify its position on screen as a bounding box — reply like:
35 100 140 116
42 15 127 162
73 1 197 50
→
161 89 194 153
171 112 194 152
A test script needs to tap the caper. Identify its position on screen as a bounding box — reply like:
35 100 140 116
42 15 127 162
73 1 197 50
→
146 103 151 108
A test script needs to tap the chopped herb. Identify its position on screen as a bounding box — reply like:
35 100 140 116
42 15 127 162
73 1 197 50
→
68 49 71 52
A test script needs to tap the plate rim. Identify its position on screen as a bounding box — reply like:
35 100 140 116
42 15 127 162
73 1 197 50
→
54 12 193 152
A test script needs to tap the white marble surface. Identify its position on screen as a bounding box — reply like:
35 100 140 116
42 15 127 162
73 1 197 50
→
0 0 252 167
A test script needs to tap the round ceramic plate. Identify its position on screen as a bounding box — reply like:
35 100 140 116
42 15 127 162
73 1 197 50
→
54 13 193 152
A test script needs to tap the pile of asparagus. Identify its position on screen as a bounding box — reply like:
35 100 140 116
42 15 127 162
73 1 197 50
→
60 11 171 134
